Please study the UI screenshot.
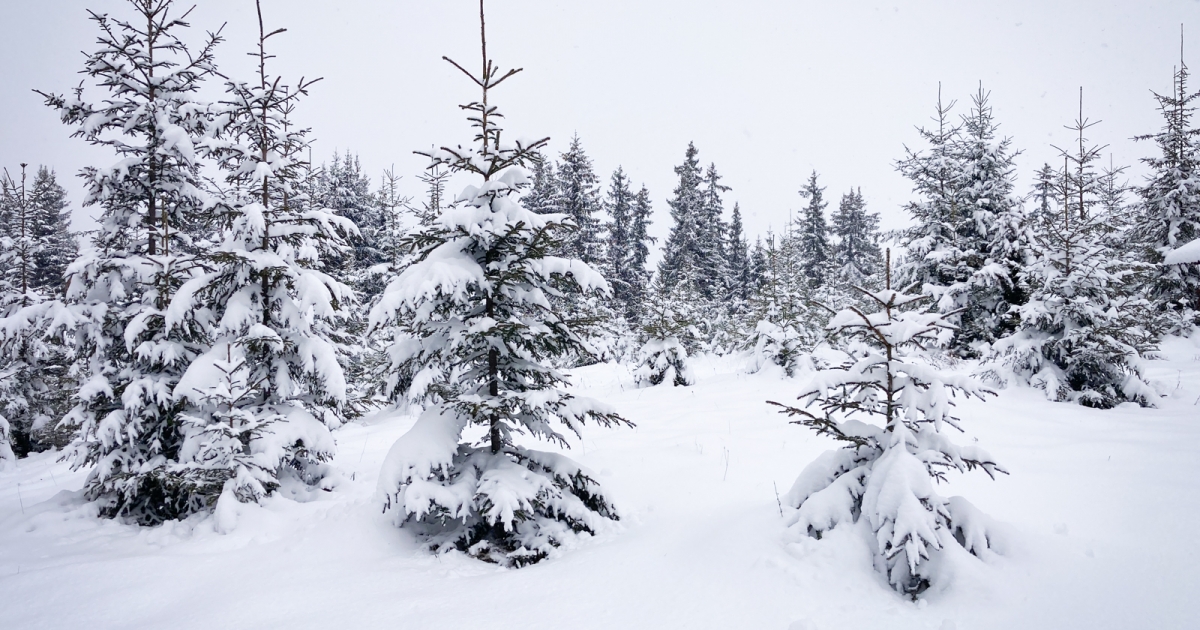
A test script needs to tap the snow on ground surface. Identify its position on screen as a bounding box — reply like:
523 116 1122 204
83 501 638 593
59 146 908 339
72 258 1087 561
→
2 336 1199 630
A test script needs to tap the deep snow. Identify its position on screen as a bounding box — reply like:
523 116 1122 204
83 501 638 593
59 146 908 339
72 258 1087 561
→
2 335 1199 630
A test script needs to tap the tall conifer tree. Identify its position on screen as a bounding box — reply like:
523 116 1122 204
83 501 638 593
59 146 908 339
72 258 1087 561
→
605 167 641 321
830 188 882 289
1135 37 1200 324
725 203 752 304
373 1 629 565
0 166 77 458
524 152 559 215
659 142 705 292
170 0 355 514
695 163 730 299
28 168 77 296
557 135 605 266
37 0 223 523
796 171 831 290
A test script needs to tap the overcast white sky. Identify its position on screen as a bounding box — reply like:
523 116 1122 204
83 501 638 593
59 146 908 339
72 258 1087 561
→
2 0 1197 250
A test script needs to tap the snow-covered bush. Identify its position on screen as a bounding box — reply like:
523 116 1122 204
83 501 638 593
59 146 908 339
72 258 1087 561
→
770 277 1006 597
747 320 807 377
634 280 699 387
587 314 640 366
634 338 693 387
371 12 630 567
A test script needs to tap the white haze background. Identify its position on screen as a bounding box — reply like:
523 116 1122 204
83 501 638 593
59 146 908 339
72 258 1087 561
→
1 0 1196 250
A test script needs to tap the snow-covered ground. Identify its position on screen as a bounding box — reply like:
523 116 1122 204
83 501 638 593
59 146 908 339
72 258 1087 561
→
2 335 1199 630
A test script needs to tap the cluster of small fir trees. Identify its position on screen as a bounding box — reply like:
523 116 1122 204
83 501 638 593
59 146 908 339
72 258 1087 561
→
890 79 1194 409
522 133 657 363
645 143 884 381
31 0 352 524
0 165 78 465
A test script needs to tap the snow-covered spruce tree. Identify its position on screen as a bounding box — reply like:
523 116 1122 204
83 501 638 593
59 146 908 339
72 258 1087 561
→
1030 163 1057 219
169 0 355 512
896 85 1029 356
557 134 605 267
725 202 753 307
750 236 769 293
377 167 413 272
769 252 1006 597
658 142 705 293
0 166 78 457
895 87 970 350
831 187 883 290
1098 158 1137 254
995 94 1159 408
695 162 730 301
550 136 621 363
523 151 560 215
309 151 378 415
1134 46 1200 326
626 184 656 323
895 88 963 285
0 167 35 310
634 278 700 387
604 167 645 323
29 168 78 297
0 167 47 460
372 3 630 566
796 171 832 290
414 164 450 226
321 152 383 296
951 85 1030 352
37 0 222 524
0 171 13 465
603 167 633 317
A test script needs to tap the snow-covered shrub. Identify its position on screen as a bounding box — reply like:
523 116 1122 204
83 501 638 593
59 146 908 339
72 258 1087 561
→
770 280 1006 597
634 337 693 387
587 314 640 366
747 320 806 377
634 280 699 387
372 15 630 567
